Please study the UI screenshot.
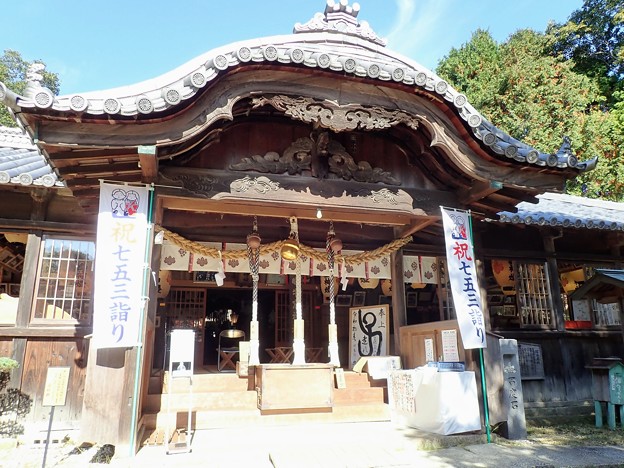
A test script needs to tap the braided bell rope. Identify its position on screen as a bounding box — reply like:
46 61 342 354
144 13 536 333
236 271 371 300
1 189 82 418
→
326 231 336 325
155 225 412 265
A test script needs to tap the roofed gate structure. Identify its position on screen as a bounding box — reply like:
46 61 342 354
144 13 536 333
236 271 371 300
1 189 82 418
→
0 1 601 453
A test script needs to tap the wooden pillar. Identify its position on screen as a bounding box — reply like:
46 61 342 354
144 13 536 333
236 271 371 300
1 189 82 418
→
30 188 51 221
81 347 139 452
81 189 155 454
10 191 52 387
391 248 406 356
9 233 41 389
620 297 624 349
543 231 565 331
472 226 491 331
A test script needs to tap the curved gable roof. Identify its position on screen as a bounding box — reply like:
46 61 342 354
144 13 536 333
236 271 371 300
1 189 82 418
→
0 3 595 175
0 1 594 217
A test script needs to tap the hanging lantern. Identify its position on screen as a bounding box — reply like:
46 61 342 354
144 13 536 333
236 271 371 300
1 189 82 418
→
381 279 392 296
157 270 172 298
568 268 585 283
560 272 577 294
358 278 379 289
4 232 27 244
491 259 515 295
280 217 300 260
411 282 426 289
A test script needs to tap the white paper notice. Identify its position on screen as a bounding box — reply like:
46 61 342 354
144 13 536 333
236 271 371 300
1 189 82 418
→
441 329 460 362
424 338 434 362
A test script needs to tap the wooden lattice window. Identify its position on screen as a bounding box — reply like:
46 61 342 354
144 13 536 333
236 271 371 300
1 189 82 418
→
33 237 95 322
165 288 206 330
515 262 555 328
437 258 456 321
275 290 292 346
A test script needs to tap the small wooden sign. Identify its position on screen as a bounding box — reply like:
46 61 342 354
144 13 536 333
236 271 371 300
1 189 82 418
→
334 367 346 389
42 367 71 407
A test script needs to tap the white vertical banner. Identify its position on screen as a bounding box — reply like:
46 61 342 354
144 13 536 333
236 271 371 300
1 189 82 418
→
93 182 150 348
440 207 487 349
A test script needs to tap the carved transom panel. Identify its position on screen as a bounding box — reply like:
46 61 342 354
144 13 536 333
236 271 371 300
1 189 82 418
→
251 95 420 133
229 134 400 185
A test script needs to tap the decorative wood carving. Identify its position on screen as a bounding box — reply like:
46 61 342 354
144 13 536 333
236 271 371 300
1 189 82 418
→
231 176 280 194
229 138 312 175
229 134 400 185
252 95 419 133
218 176 419 215
161 173 220 197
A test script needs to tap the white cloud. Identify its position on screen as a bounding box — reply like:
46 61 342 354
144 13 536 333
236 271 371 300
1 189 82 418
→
384 0 461 70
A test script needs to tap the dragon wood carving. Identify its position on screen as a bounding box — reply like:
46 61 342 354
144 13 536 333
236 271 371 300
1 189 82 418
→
229 136 400 185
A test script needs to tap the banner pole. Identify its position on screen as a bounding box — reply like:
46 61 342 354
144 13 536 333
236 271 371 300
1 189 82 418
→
479 347 492 443
128 185 155 456
467 211 491 443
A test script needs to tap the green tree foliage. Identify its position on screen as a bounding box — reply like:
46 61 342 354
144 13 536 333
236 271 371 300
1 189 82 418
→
548 0 624 104
0 49 60 127
437 26 624 200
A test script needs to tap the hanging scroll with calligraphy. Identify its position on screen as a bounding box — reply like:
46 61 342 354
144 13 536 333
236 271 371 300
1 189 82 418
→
93 182 151 348
348 304 390 369
440 207 486 349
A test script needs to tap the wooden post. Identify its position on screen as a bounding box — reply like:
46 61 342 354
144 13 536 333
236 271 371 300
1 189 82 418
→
471 226 491 331
390 248 406 356
10 233 41 389
81 346 139 452
542 231 565 331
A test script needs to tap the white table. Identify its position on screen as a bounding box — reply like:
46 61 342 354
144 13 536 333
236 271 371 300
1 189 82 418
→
388 368 481 435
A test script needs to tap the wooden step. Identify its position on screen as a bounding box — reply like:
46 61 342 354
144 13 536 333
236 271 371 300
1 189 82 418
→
142 368 390 433
333 386 386 405
159 370 385 394
342 371 375 388
145 390 257 412
141 403 390 431
161 372 251 394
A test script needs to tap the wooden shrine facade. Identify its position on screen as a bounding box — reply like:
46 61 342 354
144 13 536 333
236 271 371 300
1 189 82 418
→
0 0 616 451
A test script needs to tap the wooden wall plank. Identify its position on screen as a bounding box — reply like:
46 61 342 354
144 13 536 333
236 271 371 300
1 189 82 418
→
20 339 88 424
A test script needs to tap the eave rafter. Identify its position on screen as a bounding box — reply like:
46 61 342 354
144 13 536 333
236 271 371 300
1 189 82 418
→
459 180 502 205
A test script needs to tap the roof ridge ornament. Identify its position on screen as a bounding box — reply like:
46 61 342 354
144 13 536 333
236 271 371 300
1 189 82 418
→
294 0 387 47
22 63 55 109
24 63 46 97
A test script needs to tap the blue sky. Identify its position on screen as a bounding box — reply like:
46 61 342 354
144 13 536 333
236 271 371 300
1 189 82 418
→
2 0 583 95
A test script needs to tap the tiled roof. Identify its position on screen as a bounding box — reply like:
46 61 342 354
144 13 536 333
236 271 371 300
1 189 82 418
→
0 126 63 187
0 2 594 173
496 192 624 231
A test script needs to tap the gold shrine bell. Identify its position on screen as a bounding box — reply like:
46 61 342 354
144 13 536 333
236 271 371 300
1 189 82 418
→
280 216 300 261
